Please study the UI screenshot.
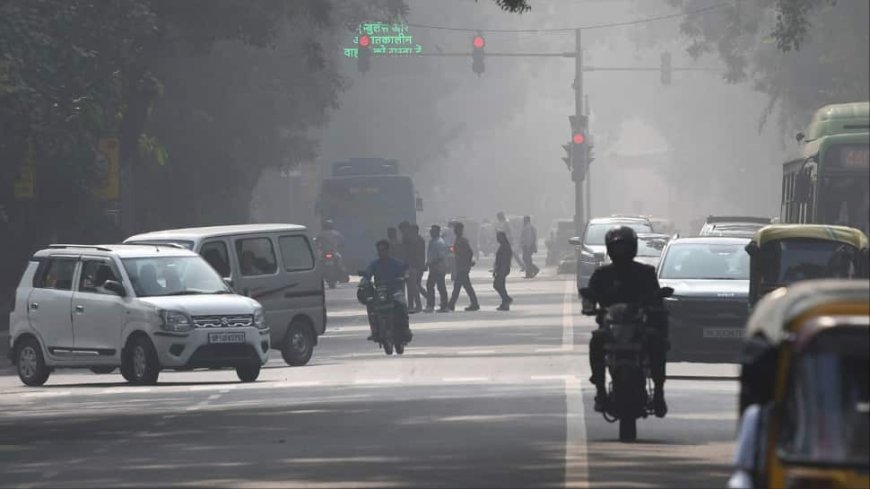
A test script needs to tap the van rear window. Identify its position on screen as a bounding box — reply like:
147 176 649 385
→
279 236 315 271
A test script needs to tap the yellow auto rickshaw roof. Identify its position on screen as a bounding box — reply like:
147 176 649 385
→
745 279 870 344
750 224 869 250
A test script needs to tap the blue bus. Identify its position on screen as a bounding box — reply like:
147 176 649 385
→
318 158 419 270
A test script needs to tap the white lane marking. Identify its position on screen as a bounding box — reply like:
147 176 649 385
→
535 348 567 353
219 389 231 394
21 390 71 398
353 378 402 385
207 394 221 401
455 350 496 355
531 374 577 381
189 385 234 392
442 377 490 383
99 387 151 395
270 381 323 388
563 279 588 488
562 280 575 351
162 414 177 420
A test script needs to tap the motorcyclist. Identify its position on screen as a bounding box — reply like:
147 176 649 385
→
364 239 412 343
585 226 668 417
315 219 344 253
316 219 347 279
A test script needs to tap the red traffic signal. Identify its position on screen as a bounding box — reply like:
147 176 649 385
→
472 35 485 49
572 132 586 145
359 35 371 48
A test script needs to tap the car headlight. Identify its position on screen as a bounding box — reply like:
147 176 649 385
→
160 310 192 333
254 309 267 330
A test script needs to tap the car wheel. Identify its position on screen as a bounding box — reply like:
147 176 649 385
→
236 364 261 382
280 321 314 366
123 336 160 385
90 366 116 374
16 337 50 386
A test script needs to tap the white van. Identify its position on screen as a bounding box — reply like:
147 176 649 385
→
125 224 325 366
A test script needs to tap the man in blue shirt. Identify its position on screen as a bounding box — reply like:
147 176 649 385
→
365 240 411 342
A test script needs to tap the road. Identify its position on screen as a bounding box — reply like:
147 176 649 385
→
0 262 738 488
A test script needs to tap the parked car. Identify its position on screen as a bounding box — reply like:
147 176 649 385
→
8 244 269 386
569 217 654 290
125 224 324 367
699 216 772 238
657 236 751 362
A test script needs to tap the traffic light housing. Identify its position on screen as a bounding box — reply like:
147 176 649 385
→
660 51 671 85
358 34 371 73
472 34 485 75
569 114 588 180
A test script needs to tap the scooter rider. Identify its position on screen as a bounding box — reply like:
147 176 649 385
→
365 240 412 343
316 219 344 253
586 226 669 417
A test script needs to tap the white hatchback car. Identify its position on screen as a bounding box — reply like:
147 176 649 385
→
7 244 269 386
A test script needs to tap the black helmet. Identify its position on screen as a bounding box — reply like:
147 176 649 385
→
605 225 638 263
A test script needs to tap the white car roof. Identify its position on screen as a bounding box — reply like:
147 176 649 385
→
126 223 307 242
34 244 198 259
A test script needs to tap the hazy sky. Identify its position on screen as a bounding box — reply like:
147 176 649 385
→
299 0 790 233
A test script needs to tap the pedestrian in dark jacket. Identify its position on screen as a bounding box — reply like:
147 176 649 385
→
400 221 423 313
448 222 479 311
493 231 513 311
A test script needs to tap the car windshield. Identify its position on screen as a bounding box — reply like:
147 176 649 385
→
584 222 652 246
778 328 869 468
637 237 668 257
659 242 749 279
122 256 229 297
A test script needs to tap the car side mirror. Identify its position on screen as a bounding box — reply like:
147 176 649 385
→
103 280 126 297
222 277 234 289
657 286 674 298
568 236 582 246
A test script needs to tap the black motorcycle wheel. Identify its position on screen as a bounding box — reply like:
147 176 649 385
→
619 417 637 442
380 316 393 355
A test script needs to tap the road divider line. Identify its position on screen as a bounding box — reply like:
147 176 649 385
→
99 387 151 395
22 390 71 398
270 381 323 388
353 378 402 385
442 377 490 383
531 374 577 381
562 280 575 351
207 394 221 401
456 350 497 355
563 279 589 488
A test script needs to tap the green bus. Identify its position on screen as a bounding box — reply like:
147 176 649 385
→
781 102 870 234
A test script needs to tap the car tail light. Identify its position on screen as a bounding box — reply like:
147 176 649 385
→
324 252 334 259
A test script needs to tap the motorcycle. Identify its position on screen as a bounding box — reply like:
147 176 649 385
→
357 273 410 356
579 286 673 442
314 236 349 289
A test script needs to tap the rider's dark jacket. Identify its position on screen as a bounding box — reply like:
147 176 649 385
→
587 261 665 326
366 257 408 295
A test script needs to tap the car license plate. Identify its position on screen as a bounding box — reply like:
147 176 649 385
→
703 328 743 339
208 332 246 344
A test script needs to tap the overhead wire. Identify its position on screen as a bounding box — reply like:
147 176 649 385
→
406 2 726 34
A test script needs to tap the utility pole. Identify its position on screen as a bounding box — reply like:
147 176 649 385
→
572 28 584 235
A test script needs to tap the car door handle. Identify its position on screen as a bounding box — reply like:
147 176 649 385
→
30 302 39 311
75 305 84 313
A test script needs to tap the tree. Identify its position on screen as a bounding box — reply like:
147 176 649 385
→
666 0 868 128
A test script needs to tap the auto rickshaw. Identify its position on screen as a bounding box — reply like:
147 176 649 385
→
745 224 869 306
729 279 869 489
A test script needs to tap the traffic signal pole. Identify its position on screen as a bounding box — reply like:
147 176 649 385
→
573 29 584 235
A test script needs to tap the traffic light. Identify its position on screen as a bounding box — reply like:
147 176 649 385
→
660 51 671 85
569 114 589 181
358 34 371 73
472 34 485 75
